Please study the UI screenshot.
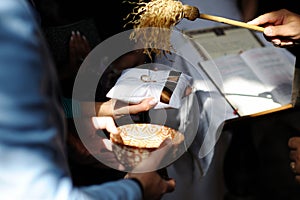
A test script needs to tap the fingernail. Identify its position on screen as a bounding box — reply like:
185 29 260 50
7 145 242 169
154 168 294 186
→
110 127 119 134
264 27 272 36
76 30 80 35
82 35 87 40
71 31 75 35
272 39 281 45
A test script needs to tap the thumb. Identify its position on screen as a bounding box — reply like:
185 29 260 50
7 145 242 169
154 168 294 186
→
264 25 291 37
127 98 158 114
92 116 119 134
132 138 172 172
164 178 176 193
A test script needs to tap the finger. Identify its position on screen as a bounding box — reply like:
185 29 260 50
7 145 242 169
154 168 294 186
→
165 178 176 193
289 150 298 160
247 15 274 26
75 32 90 57
69 31 76 56
114 98 157 116
75 31 85 56
271 38 282 46
290 161 300 175
92 116 119 134
279 41 294 46
72 31 87 60
247 10 285 26
185 86 193 96
159 137 172 148
81 34 91 53
127 98 158 114
290 162 297 173
101 139 126 171
288 137 300 149
132 138 172 172
102 138 113 151
295 175 300 183
264 26 281 37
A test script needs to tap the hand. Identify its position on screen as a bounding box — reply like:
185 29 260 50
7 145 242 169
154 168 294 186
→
92 116 119 134
67 118 121 169
59 31 91 82
288 136 300 183
69 98 158 169
95 97 158 119
80 97 157 125
69 30 91 70
248 9 300 47
71 116 125 170
124 139 176 200
125 171 175 200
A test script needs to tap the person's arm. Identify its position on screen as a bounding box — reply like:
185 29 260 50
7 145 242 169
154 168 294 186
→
248 9 300 47
0 1 173 199
288 137 300 183
62 97 157 134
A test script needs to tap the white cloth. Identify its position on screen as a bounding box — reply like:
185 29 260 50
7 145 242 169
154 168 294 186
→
158 1 243 199
107 68 192 109
161 1 296 200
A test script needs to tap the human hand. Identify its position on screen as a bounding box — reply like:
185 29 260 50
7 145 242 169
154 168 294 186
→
248 9 300 47
125 171 175 200
124 139 176 200
69 31 91 72
67 118 120 169
92 116 119 134
95 97 158 119
288 136 300 183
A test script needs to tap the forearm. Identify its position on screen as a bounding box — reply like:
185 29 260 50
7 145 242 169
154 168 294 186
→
0 144 142 200
0 1 141 199
62 98 114 118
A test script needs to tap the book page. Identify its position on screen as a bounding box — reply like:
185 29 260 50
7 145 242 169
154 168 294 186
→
188 27 294 117
186 27 263 60
200 54 268 95
199 53 282 116
240 47 295 105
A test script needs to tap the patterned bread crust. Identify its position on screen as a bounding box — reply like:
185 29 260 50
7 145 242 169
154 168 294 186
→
110 124 183 148
110 124 184 170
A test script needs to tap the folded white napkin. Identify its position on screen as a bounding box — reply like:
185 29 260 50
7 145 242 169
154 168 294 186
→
106 68 192 109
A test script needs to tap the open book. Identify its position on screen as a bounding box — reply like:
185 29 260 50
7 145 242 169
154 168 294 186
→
185 27 295 117
198 46 294 117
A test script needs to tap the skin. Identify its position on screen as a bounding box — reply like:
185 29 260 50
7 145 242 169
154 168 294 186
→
91 118 176 199
89 97 158 134
249 9 300 183
68 32 175 198
33 0 175 196
125 171 176 200
288 137 300 183
248 9 300 47
124 139 176 200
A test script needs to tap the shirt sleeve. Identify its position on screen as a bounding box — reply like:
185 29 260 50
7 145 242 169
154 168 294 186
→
0 1 142 200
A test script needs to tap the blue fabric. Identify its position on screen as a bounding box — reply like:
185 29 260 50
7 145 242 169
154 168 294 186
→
62 97 81 118
0 0 142 199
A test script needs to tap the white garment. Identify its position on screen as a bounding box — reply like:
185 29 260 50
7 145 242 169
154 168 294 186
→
161 1 243 200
